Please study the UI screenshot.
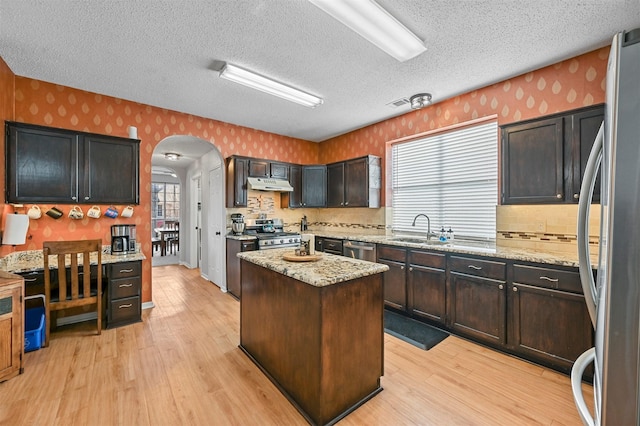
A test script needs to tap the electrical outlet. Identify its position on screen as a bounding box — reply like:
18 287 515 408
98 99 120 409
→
536 221 546 232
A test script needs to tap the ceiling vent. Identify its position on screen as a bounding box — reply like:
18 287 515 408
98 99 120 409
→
387 98 410 108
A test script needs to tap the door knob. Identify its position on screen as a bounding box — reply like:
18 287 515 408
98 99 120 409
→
215 231 221 235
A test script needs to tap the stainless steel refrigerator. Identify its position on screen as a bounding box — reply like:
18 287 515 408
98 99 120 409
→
573 27 640 425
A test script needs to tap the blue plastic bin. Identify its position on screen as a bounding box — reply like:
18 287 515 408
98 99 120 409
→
24 294 45 352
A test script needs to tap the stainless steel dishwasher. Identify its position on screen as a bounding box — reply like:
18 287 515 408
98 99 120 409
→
343 240 377 262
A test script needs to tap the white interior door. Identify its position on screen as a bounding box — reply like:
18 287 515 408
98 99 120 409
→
208 166 225 288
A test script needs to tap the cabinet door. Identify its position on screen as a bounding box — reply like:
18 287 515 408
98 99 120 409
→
0 282 23 382
6 122 79 203
283 165 303 208
270 162 289 179
345 157 368 207
326 163 345 207
379 259 407 311
248 160 269 178
449 272 507 346
572 106 604 203
84 135 140 204
408 250 447 324
302 165 326 207
226 157 248 207
509 283 593 374
501 117 564 204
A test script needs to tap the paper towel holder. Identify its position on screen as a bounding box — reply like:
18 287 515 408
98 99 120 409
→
2 213 30 245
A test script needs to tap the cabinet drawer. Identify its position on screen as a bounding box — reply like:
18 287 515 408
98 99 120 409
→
377 245 407 263
513 264 582 293
108 261 141 279
110 277 141 299
409 250 445 269
110 296 141 324
241 241 257 251
449 256 506 280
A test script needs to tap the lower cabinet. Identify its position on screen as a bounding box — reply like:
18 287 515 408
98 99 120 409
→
377 245 407 311
407 250 446 324
0 273 24 382
226 238 257 299
315 237 343 255
508 263 593 374
448 256 507 346
106 261 142 328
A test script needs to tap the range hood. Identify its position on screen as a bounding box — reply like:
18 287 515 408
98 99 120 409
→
247 177 294 192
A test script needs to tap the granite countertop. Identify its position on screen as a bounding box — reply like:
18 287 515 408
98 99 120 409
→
226 233 258 241
0 247 146 274
310 230 595 268
238 248 389 287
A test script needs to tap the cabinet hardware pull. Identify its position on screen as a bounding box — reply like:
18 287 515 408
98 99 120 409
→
513 286 518 292
118 304 133 309
556 193 562 199
84 196 90 200
24 277 37 282
539 276 559 282
400 265 405 270
468 265 482 270
119 283 133 288
409 267 413 272
573 193 579 199
120 269 134 273
498 284 504 290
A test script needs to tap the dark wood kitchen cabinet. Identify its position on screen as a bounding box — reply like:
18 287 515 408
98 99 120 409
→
226 156 248 207
377 245 407 311
508 263 593 375
407 249 447 325
282 164 303 208
226 238 257 300
5 121 140 204
315 237 343 255
501 104 604 204
326 156 381 208
106 261 142 328
301 165 327 207
448 255 507 346
248 160 289 180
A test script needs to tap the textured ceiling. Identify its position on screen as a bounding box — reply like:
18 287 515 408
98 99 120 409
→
1 0 640 147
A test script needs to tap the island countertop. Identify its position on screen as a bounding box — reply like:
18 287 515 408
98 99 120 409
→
237 248 389 287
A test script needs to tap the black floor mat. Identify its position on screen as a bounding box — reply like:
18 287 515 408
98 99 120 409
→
384 310 449 350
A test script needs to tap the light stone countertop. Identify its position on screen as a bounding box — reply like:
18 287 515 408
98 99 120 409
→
0 247 146 274
237 248 389 287
226 233 258 241
310 230 596 269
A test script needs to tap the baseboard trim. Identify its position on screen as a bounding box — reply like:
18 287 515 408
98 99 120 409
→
142 301 155 310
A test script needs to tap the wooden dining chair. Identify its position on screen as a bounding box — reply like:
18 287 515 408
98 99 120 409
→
165 221 180 254
43 239 103 347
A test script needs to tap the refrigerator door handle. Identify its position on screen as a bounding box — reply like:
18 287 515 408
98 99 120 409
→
577 122 604 327
571 347 596 426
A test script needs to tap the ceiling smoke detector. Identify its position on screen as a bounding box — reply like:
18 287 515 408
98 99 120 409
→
409 93 432 109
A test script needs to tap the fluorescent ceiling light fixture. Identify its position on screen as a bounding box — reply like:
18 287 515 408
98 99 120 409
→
309 0 426 62
219 63 323 108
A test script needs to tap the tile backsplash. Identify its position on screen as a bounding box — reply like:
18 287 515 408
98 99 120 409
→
496 204 600 255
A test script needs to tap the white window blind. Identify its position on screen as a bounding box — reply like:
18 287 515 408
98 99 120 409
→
391 120 498 240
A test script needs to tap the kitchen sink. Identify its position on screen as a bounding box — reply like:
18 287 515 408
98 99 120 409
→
389 237 450 246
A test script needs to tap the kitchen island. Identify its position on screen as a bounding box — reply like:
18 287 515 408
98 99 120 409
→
237 248 388 426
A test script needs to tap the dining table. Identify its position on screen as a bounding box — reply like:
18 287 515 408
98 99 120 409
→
154 227 179 256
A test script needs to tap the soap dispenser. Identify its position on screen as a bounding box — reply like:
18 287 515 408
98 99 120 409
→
439 227 447 242
446 227 454 241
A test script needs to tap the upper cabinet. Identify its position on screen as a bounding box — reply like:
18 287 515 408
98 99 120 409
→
5 121 140 204
501 104 604 204
326 155 381 208
226 156 248 208
282 164 327 208
248 159 289 180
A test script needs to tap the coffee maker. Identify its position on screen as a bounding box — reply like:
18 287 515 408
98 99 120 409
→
111 224 136 255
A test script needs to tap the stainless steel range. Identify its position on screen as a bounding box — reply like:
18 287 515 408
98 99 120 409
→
244 218 301 250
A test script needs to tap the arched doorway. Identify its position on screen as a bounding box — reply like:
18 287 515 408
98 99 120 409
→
151 136 227 289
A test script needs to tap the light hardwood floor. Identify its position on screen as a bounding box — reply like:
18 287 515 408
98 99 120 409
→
0 265 594 425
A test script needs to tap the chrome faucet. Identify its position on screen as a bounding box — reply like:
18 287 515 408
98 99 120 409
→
412 214 436 239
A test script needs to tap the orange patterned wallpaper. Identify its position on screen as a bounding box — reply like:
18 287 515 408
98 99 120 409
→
1 75 319 301
319 47 609 205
